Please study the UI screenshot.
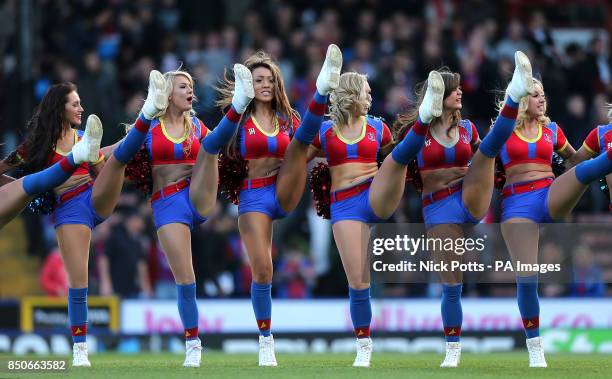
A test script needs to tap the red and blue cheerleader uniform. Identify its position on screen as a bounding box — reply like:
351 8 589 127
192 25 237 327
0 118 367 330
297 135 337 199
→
582 123 612 157
582 123 612 212
145 116 210 230
500 122 568 223
312 116 393 225
237 114 299 220
48 130 105 229
418 120 480 227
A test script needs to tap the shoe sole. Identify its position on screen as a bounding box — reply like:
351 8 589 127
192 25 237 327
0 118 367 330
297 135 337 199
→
325 44 343 90
149 70 169 113
234 64 255 100
428 71 444 118
84 115 103 162
514 51 534 96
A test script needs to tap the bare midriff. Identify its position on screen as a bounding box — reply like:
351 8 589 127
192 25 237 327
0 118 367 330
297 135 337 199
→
152 163 193 192
505 163 554 185
247 157 283 179
330 162 378 192
55 175 92 196
421 167 468 195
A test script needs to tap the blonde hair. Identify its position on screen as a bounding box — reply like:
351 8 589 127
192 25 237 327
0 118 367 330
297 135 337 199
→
497 78 550 130
217 50 298 159
125 68 198 157
395 69 461 140
607 103 612 122
328 72 369 129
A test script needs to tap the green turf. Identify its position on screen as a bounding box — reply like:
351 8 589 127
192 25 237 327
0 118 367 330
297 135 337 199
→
0 352 610 378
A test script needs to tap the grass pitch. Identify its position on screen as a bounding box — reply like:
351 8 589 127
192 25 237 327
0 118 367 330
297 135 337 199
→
1 352 609 378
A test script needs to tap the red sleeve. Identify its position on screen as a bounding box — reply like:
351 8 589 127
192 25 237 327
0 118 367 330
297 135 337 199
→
381 122 393 147
196 117 210 139
312 131 321 149
582 127 600 155
292 115 300 131
470 121 479 144
554 124 569 152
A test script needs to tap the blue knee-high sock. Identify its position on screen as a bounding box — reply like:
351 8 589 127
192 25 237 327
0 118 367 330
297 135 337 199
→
516 275 540 338
391 116 429 165
441 284 463 342
294 91 327 145
575 149 612 185
177 283 199 341
68 287 88 344
479 97 519 158
22 155 77 195
113 114 151 164
349 287 372 338
203 106 242 154
251 282 272 337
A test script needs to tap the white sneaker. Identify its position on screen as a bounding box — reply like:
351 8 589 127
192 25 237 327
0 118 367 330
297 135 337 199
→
183 338 202 368
142 70 170 120
258 334 278 367
72 115 103 164
231 64 255 114
316 44 343 95
418 71 445 123
526 336 547 368
352 337 372 367
72 342 91 367
440 341 461 368
506 51 534 103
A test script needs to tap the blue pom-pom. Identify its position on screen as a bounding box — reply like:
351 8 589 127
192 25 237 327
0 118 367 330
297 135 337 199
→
27 191 57 215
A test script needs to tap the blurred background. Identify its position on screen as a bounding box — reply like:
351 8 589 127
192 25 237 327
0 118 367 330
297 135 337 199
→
0 0 611 355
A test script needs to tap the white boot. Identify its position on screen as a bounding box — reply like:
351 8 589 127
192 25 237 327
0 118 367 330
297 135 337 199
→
506 51 534 103
316 44 343 95
142 70 171 120
440 341 461 368
231 64 255 114
352 337 372 367
72 342 91 367
183 338 202 368
258 334 278 367
418 71 445 123
526 336 547 368
72 115 103 164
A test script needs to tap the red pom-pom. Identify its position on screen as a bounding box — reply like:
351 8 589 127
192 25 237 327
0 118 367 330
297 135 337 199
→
218 152 248 205
494 157 506 190
309 162 331 219
126 148 153 195
405 159 423 192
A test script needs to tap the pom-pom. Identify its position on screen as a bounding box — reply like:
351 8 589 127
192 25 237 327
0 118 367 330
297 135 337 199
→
551 152 566 177
4 150 25 167
219 152 248 205
405 159 423 192
125 148 153 195
599 178 609 196
27 190 57 215
309 162 331 219
494 157 506 190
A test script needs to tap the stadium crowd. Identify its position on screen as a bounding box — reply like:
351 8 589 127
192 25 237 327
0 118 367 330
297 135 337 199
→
1 0 610 299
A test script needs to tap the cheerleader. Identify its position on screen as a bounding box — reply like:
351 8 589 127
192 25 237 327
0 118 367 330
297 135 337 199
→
141 64 254 367
308 69 447 367
0 119 101 229
396 51 534 367
2 74 169 367
500 82 612 367
216 46 341 366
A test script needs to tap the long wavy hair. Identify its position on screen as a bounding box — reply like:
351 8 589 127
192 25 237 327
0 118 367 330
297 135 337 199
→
395 69 461 139
217 51 298 159
20 82 78 173
328 72 370 131
497 78 550 130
